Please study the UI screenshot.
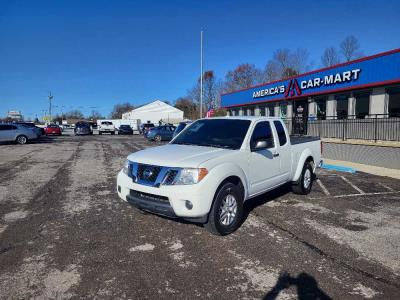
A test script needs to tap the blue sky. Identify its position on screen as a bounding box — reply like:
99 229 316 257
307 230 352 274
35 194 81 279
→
1 0 399 119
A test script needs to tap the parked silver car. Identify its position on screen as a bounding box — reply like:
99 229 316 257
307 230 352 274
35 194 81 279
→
0 124 38 144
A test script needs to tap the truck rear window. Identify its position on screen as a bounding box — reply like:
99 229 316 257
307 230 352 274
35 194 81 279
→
273 121 287 146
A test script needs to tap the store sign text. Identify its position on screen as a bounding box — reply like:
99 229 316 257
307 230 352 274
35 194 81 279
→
252 68 361 99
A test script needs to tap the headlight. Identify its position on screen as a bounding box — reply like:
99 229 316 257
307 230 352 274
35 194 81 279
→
173 168 208 185
122 160 130 175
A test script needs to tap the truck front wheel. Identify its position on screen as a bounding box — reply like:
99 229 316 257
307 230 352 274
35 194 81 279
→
292 161 313 195
205 182 244 236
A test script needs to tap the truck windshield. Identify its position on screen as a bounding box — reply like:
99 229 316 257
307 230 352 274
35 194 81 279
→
172 119 251 150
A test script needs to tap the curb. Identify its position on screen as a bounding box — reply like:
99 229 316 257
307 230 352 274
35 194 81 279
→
321 163 356 173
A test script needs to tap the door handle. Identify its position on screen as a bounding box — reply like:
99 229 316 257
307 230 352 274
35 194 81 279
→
273 153 280 157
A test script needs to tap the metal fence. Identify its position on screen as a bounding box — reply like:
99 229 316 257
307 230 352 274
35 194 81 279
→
283 115 400 142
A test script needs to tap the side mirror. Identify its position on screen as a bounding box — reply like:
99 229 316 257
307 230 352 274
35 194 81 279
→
252 138 273 151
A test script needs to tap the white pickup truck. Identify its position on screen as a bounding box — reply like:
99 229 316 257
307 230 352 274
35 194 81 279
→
117 117 322 235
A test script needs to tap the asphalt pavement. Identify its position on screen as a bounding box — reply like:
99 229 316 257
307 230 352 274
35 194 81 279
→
0 134 399 299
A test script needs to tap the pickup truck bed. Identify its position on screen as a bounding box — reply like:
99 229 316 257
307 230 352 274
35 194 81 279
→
290 135 320 145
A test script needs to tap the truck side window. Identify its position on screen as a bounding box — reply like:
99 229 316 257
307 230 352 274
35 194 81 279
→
250 121 274 149
273 121 287 146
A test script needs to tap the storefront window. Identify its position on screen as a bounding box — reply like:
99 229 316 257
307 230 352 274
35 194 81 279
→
242 108 247 116
249 108 255 116
388 87 400 117
267 104 275 116
259 106 266 116
355 92 370 118
279 103 287 119
336 94 349 119
314 97 326 120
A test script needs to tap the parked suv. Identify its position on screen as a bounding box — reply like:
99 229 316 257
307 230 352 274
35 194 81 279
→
0 123 38 144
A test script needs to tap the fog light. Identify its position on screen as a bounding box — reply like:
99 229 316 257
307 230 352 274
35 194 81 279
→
185 200 193 210
118 185 121 193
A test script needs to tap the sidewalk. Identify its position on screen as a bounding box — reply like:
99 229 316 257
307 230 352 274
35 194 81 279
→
323 158 400 180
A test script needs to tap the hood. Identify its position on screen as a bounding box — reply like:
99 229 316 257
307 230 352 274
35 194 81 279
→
127 144 230 168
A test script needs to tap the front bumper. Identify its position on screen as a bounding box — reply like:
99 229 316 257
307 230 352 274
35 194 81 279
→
117 170 216 222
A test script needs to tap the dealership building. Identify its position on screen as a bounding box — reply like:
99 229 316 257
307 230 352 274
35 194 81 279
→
221 49 400 140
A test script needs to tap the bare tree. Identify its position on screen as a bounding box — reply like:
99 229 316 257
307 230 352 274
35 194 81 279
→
264 48 310 81
264 60 280 82
65 109 84 119
188 70 222 115
174 97 198 120
291 48 310 74
110 102 134 119
224 63 263 93
321 46 340 67
340 35 363 62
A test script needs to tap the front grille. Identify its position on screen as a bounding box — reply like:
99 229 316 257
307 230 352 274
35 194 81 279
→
137 164 161 182
163 170 178 185
130 189 169 204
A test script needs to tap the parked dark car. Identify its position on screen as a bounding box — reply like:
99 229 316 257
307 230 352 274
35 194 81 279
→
172 121 192 138
140 123 155 135
118 125 133 135
146 125 176 142
74 122 91 135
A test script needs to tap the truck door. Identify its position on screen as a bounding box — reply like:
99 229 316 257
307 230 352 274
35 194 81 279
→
273 120 291 181
248 121 281 196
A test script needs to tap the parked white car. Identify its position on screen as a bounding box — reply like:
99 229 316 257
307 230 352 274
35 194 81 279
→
117 117 322 235
0 123 39 144
98 121 115 135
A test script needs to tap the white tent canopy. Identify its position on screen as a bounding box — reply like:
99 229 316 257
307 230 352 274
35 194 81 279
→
122 100 183 125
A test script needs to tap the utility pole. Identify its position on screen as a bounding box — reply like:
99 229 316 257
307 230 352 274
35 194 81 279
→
200 30 203 119
48 92 53 123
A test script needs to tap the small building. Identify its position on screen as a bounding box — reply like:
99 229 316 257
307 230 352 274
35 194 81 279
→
221 48 400 141
122 100 184 125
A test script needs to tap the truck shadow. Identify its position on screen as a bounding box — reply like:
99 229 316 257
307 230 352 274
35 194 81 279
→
242 183 293 222
263 271 332 300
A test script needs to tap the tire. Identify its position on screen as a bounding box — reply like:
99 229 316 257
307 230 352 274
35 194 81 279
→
16 135 28 145
155 135 162 142
99 131 102 135
204 182 244 236
292 161 314 195
111 132 115 135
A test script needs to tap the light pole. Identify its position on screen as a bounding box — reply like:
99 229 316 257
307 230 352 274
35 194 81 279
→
48 92 54 123
200 30 203 119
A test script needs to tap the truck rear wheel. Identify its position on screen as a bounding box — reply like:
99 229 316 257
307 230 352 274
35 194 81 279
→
292 161 313 195
204 182 244 236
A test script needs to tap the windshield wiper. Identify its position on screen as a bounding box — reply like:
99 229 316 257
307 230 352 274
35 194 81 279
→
198 143 232 149
173 141 195 146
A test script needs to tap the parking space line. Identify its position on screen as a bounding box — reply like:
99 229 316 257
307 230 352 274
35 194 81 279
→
316 179 330 196
378 182 395 192
308 191 400 200
340 176 365 194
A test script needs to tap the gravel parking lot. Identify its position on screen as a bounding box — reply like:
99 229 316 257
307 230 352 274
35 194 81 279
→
0 134 399 299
